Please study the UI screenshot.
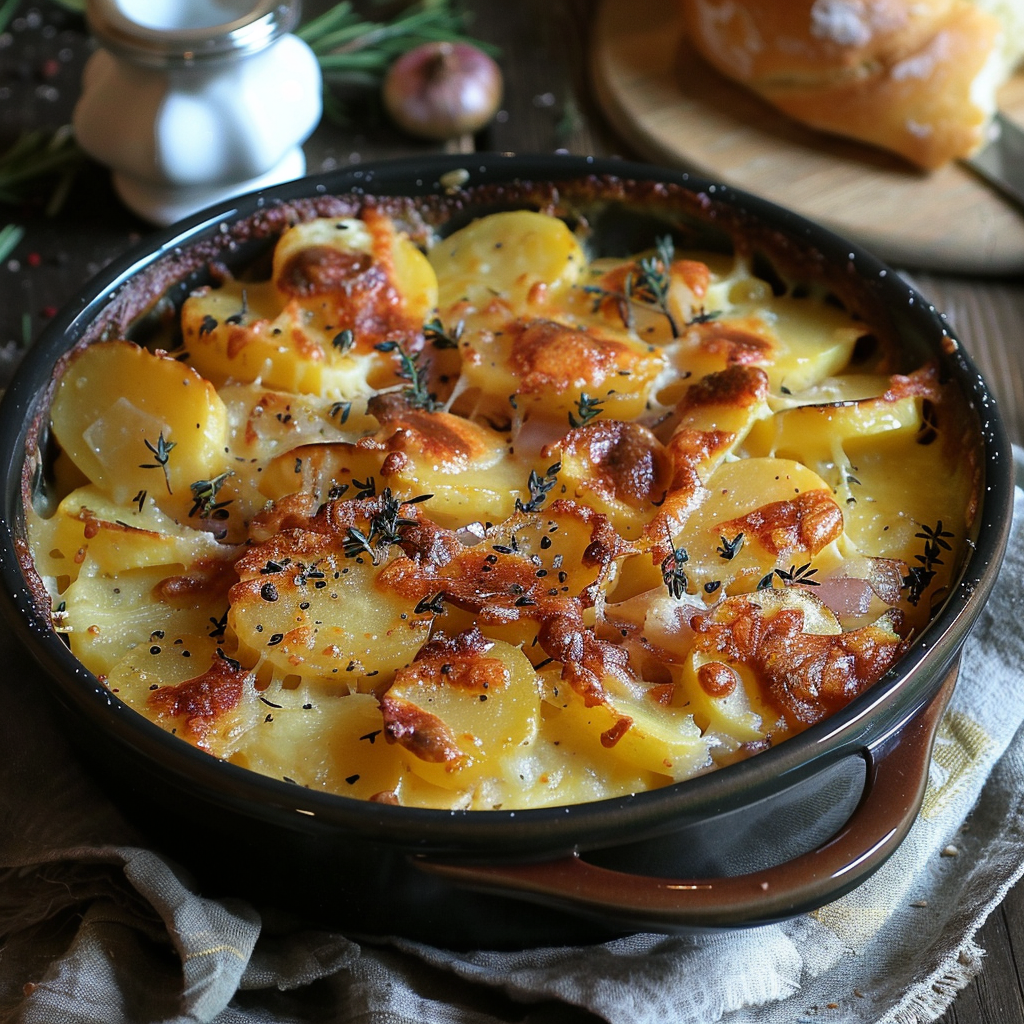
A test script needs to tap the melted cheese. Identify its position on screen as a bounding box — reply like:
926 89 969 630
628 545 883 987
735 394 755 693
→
30 206 978 810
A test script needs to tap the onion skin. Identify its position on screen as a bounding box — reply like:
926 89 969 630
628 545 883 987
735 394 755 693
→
383 41 503 141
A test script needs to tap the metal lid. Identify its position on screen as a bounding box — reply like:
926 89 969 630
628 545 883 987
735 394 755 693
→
85 0 301 68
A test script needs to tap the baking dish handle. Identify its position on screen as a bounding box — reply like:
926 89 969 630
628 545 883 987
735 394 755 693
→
413 660 958 930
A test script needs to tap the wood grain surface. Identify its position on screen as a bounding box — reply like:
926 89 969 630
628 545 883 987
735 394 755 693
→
591 0 1024 275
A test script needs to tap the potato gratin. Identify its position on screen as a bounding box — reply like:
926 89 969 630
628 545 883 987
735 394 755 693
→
28 202 978 810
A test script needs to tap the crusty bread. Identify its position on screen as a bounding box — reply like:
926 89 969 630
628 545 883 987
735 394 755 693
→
680 0 1024 169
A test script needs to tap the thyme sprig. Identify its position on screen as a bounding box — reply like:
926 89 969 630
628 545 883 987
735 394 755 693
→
775 563 820 587
568 392 604 429
903 520 954 606
342 487 430 564
584 235 683 339
140 433 176 494
0 126 84 215
757 562 820 590
515 461 561 513
375 338 441 411
660 531 689 600
632 236 679 336
424 316 464 349
189 471 233 519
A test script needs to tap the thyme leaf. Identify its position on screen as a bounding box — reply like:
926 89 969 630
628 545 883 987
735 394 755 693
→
329 400 352 424
424 316 464 349
352 476 376 500
374 339 440 411
414 592 447 615
189 471 233 519
568 393 604 429
515 461 561 513
139 433 176 494
660 532 689 600
686 309 721 326
332 328 355 353
716 533 744 560
774 563 820 587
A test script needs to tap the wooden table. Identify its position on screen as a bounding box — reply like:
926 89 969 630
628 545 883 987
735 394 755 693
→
1 2 1021 1021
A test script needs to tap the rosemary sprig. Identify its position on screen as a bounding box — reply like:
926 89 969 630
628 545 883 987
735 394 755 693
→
0 126 85 216
0 223 23 263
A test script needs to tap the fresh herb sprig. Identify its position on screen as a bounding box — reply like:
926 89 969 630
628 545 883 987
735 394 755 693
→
515 461 561 513
903 520 954 606
757 562 820 590
424 315 464 349
568 393 604 429
584 235 684 338
661 533 689 600
189 471 233 519
631 235 679 336
0 126 84 215
140 433 176 494
375 338 441 411
0 223 23 263
342 487 430 564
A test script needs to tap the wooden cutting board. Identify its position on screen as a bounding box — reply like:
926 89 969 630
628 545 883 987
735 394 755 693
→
590 0 1024 274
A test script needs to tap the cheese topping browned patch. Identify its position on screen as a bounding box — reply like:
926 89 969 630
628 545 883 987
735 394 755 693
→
29 205 978 810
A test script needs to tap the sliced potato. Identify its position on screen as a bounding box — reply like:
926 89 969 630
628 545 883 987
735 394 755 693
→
50 341 230 524
183 213 437 396
64 561 234 679
32 484 226 586
381 635 541 791
229 527 434 689
429 210 584 313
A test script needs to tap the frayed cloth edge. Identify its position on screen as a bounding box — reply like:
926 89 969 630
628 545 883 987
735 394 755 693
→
877 939 985 1024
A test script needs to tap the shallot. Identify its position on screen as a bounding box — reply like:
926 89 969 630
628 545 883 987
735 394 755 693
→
382 41 502 141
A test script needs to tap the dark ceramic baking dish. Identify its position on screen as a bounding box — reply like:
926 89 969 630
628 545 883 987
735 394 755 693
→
0 154 1015 949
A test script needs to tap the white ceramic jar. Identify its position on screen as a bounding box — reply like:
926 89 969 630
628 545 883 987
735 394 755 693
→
73 0 322 225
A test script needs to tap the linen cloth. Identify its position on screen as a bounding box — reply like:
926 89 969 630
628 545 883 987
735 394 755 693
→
1 453 1022 1024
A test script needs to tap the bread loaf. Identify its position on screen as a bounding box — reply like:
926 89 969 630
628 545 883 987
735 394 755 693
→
680 0 1024 169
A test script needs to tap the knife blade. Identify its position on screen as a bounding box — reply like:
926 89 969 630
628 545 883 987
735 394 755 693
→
963 111 1024 210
